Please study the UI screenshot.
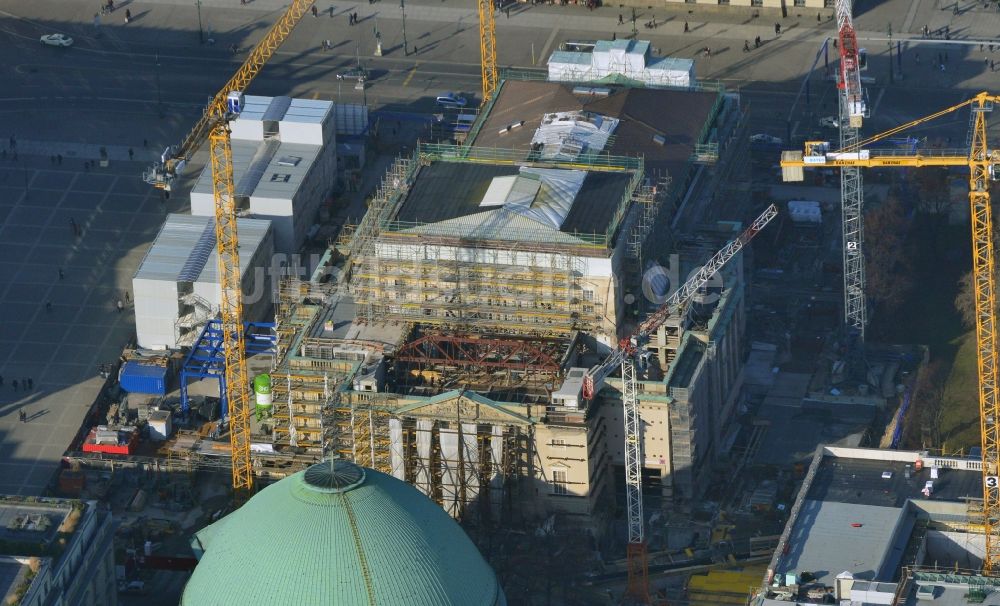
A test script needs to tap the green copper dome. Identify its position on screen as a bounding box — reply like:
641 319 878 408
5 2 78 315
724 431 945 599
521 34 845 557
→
182 460 506 606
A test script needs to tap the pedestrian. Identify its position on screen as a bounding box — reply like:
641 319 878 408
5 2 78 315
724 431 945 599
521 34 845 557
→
941 63 946 72
329 6 334 16
26 379 32 390
19 409 25 423
743 40 750 52
505 6 510 18
618 13 623 24
817 13 820 22
774 22 781 35
125 290 131 304
683 21 689 33
12 379 17 392
58 268 64 280
45 301 52 312
142 139 148 148
349 13 353 25
312 5 318 16
128 147 134 160
124 8 130 23
56 154 62 165
413 44 418 54
116 299 124 313
755 35 761 48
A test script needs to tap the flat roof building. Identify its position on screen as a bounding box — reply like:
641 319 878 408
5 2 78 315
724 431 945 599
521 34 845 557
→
755 446 986 605
0 496 116 606
190 95 336 254
132 213 274 350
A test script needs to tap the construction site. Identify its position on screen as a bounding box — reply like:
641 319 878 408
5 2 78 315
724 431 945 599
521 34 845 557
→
30 0 1000 602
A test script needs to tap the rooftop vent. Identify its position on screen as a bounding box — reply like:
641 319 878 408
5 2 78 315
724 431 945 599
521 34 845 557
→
572 86 611 97
277 155 302 167
270 173 292 183
652 134 666 146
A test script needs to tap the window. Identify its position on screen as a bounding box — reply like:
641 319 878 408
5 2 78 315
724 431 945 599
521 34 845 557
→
270 173 292 183
552 470 568 495
718 0 729 4
583 289 595 301
751 0 763 5
551 438 566 449
793 0 805 5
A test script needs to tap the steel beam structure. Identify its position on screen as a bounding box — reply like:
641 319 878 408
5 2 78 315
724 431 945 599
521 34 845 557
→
839 107 867 343
395 331 566 374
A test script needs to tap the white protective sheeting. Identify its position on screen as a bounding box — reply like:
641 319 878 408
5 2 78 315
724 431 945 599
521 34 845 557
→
530 111 619 161
416 420 434 495
389 418 406 480
439 428 460 517
475 167 585 231
547 39 694 88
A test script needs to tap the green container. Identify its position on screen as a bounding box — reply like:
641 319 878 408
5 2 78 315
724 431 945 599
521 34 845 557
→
254 374 272 409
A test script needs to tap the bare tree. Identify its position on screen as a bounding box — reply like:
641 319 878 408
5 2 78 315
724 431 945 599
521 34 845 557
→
865 194 914 314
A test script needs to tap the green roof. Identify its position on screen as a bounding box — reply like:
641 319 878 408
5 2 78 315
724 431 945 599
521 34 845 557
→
182 461 505 606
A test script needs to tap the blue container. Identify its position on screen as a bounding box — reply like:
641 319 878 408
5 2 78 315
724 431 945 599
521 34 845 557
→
120 361 168 395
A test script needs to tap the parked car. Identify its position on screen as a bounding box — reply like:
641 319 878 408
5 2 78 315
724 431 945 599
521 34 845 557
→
818 115 839 129
750 133 783 147
336 66 368 81
40 33 73 47
436 92 468 108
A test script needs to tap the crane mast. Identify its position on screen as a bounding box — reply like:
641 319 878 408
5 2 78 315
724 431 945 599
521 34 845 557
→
146 0 315 503
575 205 777 602
477 0 498 104
834 0 868 347
780 92 1000 573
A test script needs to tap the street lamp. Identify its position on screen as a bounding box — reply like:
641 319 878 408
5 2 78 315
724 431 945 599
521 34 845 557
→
196 0 204 44
887 23 894 83
155 51 164 118
400 0 408 56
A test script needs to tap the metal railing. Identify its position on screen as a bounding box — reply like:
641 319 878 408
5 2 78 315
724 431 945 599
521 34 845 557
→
418 142 642 171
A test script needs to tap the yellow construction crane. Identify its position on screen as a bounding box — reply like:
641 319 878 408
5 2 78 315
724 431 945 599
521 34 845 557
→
145 0 315 503
477 0 498 104
780 91 1000 573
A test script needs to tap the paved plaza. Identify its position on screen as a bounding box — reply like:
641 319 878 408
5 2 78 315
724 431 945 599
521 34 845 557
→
0 151 171 494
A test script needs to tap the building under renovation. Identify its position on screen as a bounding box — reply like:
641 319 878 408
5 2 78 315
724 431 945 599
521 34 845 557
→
236 59 756 538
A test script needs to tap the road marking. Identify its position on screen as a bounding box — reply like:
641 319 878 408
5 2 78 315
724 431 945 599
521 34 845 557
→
539 27 560 67
871 88 887 115
403 64 419 87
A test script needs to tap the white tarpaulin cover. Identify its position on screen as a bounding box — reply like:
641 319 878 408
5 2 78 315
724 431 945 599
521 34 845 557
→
548 39 694 88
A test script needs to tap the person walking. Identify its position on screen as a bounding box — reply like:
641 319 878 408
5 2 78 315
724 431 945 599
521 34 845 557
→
743 40 751 52
774 22 781 35
618 13 623 24
45 301 52 313
124 290 131 304
128 148 134 160
116 299 124 313
58 268 64 280
26 379 32 390
329 6 334 16
312 5 318 16
19 409 26 423
124 8 131 23
12 379 17 392
683 21 689 33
